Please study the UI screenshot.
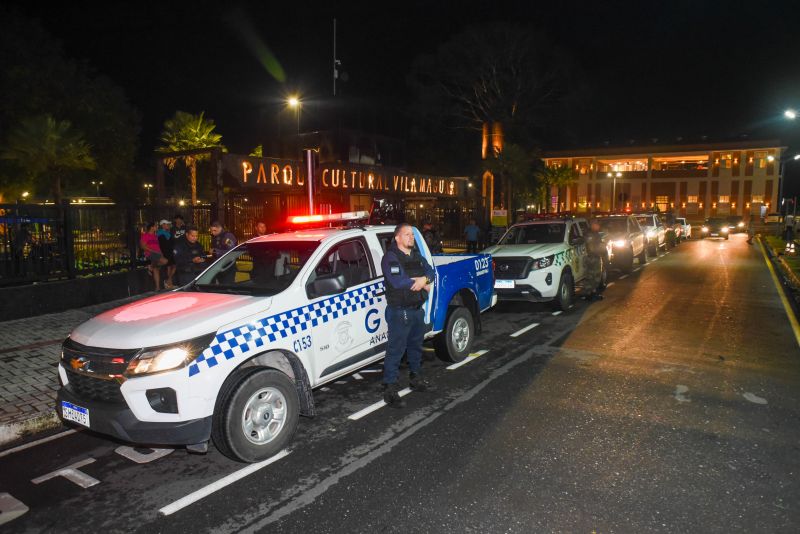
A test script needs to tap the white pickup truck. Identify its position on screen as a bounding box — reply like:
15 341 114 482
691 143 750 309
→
483 215 597 310
56 214 496 462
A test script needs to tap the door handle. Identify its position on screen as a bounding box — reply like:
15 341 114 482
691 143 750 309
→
374 290 385 297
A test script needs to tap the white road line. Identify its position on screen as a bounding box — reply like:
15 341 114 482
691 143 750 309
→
358 369 382 374
510 322 540 338
619 274 628 279
446 350 489 370
348 388 413 420
634 267 641 272
352 373 364 381
651 257 659 262
606 282 615 287
551 311 562 316
159 450 291 516
0 430 78 459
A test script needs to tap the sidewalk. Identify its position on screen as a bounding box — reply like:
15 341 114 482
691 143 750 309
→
0 292 156 446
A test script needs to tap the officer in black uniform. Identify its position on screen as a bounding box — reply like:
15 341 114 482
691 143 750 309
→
173 226 207 286
583 219 606 301
210 221 237 260
381 223 436 408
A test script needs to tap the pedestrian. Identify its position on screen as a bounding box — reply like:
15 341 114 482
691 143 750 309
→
172 214 187 242
157 219 176 289
583 219 605 301
381 223 436 408
255 221 268 237
421 221 443 253
784 214 795 241
210 221 237 260
464 218 480 253
746 218 755 244
173 226 207 286
140 222 168 290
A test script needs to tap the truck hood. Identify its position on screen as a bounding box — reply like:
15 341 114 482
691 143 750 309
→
483 243 565 259
69 291 271 349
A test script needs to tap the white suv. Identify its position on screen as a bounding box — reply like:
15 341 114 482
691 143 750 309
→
634 213 667 256
483 216 593 310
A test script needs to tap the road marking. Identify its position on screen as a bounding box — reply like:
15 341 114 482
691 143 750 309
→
446 350 489 370
606 282 615 287
758 239 800 348
115 446 174 464
0 493 29 525
651 257 659 262
348 388 413 420
673 385 690 403
510 322 539 338
159 450 291 516
551 311 562 316
619 274 628 279
0 429 79 459
743 392 768 405
352 373 364 381
32 458 99 488
634 267 641 272
358 369 382 374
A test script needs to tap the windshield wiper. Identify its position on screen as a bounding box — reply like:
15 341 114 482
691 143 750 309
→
194 284 256 295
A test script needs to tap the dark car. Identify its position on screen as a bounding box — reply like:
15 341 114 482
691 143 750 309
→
701 218 729 240
594 214 647 273
726 215 745 233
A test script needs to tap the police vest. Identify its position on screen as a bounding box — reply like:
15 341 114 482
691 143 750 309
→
385 247 428 308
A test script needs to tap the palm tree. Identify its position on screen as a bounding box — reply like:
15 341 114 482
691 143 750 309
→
156 111 225 205
534 163 578 212
1 115 96 203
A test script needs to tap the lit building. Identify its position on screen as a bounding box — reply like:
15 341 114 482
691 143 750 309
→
543 140 784 220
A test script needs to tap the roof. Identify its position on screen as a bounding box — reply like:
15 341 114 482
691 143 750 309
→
246 225 396 243
543 139 786 159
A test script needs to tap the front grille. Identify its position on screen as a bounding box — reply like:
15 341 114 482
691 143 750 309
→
62 338 140 376
65 369 125 403
494 257 533 279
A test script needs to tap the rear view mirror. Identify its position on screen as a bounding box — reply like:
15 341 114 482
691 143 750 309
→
307 273 346 299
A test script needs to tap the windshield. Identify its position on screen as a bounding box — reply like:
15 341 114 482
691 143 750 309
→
705 218 726 225
500 223 566 245
635 216 653 227
192 240 319 296
596 218 628 234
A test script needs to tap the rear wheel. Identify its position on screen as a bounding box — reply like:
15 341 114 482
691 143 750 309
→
637 246 647 265
621 249 634 273
212 368 299 463
553 270 574 311
434 306 474 363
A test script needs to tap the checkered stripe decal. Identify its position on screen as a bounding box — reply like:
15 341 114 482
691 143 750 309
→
188 280 385 377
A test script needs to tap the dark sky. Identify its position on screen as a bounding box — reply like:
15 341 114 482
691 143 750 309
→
8 0 800 193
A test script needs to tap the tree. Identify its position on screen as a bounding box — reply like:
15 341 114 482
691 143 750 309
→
156 111 225 205
484 144 538 215
1 115 96 203
534 163 578 212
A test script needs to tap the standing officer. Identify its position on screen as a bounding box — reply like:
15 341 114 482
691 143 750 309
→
210 221 237 260
173 226 207 286
583 219 605 301
381 223 435 408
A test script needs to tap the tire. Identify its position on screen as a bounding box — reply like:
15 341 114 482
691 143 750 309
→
621 249 634 273
648 242 658 256
637 247 647 265
434 306 474 363
212 368 299 463
553 269 574 311
725 235 729 240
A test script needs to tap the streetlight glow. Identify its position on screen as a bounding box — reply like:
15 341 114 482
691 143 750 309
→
287 96 300 108
785 109 797 120
286 95 302 134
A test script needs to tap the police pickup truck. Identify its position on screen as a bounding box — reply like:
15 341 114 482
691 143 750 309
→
484 214 599 310
56 213 496 462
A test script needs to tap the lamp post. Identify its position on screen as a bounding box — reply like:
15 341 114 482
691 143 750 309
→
287 96 301 135
610 171 622 211
91 180 103 196
143 183 153 204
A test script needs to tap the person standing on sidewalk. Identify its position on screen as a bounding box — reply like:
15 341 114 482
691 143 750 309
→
157 219 176 289
582 219 605 302
173 226 207 286
210 221 237 260
464 218 480 253
380 223 435 408
747 218 755 244
140 222 168 290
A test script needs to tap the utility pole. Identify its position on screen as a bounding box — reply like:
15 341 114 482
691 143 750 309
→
333 19 340 96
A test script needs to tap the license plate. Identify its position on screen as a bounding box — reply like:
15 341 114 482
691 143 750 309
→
61 401 90 427
494 279 515 289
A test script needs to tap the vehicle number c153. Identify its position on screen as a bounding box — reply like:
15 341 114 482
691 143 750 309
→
293 335 312 352
474 257 490 271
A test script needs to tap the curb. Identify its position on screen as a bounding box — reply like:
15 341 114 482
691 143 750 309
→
0 411 63 448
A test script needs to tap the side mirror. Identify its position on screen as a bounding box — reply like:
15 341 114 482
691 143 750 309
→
307 273 346 299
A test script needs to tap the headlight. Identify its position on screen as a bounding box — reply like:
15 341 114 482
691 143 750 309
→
126 333 215 376
646 230 656 238
721 227 729 233
702 226 709 232
738 222 745 228
533 254 555 270
612 239 627 248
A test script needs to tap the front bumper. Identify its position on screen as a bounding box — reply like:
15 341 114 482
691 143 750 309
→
495 284 549 302
495 268 558 302
56 383 212 446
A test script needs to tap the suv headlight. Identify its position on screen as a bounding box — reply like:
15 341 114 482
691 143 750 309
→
702 226 709 232
126 333 215 376
533 254 555 270
721 227 729 233
612 239 627 247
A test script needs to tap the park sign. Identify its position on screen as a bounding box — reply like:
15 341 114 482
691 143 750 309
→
226 155 462 198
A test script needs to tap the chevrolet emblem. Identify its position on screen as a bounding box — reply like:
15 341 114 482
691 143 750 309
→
70 357 89 371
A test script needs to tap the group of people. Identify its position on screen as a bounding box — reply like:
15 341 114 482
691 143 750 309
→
139 216 241 290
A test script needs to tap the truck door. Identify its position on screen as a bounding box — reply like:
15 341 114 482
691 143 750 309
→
569 222 585 280
306 237 382 383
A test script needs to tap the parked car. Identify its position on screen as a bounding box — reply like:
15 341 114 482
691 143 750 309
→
726 215 745 233
593 214 647 273
660 214 681 246
700 217 729 239
633 213 667 256
675 217 692 239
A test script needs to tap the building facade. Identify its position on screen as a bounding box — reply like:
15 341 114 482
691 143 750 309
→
543 140 784 221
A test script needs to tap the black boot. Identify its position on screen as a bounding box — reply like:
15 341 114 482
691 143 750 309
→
409 372 429 392
383 383 406 408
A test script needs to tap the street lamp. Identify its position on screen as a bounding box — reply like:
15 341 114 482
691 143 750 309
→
785 109 797 120
610 171 622 211
287 95 301 135
143 183 153 204
91 180 103 196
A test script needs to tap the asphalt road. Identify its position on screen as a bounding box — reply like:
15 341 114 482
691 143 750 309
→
2 234 799 533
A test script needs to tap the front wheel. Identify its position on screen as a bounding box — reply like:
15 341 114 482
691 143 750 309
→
434 306 474 363
212 368 299 463
637 247 647 265
553 270 574 311
621 249 634 273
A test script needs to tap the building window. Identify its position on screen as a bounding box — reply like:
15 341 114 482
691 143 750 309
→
752 195 763 203
578 196 588 209
755 151 768 169
655 195 669 212
687 195 698 203
598 160 647 172
721 153 733 169
718 195 730 203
